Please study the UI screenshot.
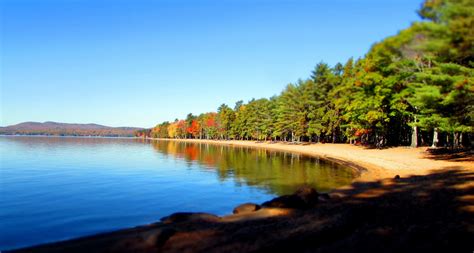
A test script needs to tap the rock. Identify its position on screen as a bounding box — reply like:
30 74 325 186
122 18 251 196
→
329 192 345 199
111 228 176 251
262 195 307 208
145 228 176 247
318 193 331 202
262 186 319 209
294 186 319 206
233 203 261 214
160 212 220 224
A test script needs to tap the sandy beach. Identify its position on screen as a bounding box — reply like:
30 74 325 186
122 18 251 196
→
147 138 474 181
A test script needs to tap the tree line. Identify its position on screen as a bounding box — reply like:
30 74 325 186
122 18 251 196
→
136 0 473 148
0 122 139 137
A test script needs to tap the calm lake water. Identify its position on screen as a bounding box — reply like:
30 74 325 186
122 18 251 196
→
0 136 356 250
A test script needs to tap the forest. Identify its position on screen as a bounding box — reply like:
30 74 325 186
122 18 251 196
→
136 0 473 148
0 122 140 137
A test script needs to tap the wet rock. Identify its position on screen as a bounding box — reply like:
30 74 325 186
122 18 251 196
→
160 212 220 224
262 186 319 209
233 203 261 214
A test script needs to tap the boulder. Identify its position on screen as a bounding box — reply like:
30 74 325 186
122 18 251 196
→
233 203 261 214
144 228 176 247
160 212 220 224
262 195 306 208
262 186 319 209
294 186 319 206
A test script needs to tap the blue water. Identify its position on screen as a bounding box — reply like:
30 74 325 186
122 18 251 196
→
0 136 355 250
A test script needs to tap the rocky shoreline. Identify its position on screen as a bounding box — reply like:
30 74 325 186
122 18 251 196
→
8 186 343 253
10 168 474 253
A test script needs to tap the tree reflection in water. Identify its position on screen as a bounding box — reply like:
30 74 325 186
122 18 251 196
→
149 140 356 195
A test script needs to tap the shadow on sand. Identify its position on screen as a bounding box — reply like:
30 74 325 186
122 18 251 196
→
10 168 474 253
423 148 474 162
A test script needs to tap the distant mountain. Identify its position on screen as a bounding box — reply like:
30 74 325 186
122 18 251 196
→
0 121 142 137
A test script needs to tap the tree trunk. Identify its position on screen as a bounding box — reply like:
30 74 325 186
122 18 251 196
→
431 128 439 148
446 134 449 148
454 132 460 149
411 126 418 148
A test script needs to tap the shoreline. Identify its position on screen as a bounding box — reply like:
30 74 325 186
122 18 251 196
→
9 138 474 253
0 134 138 138
145 138 474 182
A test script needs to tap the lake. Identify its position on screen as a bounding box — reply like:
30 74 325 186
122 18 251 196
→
0 136 356 250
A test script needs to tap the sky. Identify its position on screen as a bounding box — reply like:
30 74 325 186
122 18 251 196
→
1 0 423 128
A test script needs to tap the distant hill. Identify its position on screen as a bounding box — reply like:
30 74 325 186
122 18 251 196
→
0 121 142 137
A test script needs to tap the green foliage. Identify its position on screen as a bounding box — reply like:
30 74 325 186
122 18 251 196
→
136 0 473 148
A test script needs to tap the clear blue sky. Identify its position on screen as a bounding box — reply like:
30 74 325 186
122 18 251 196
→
1 0 423 128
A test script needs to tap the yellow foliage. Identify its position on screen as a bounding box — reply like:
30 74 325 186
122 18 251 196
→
168 123 178 138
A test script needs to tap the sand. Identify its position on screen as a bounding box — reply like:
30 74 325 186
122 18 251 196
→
147 138 474 181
